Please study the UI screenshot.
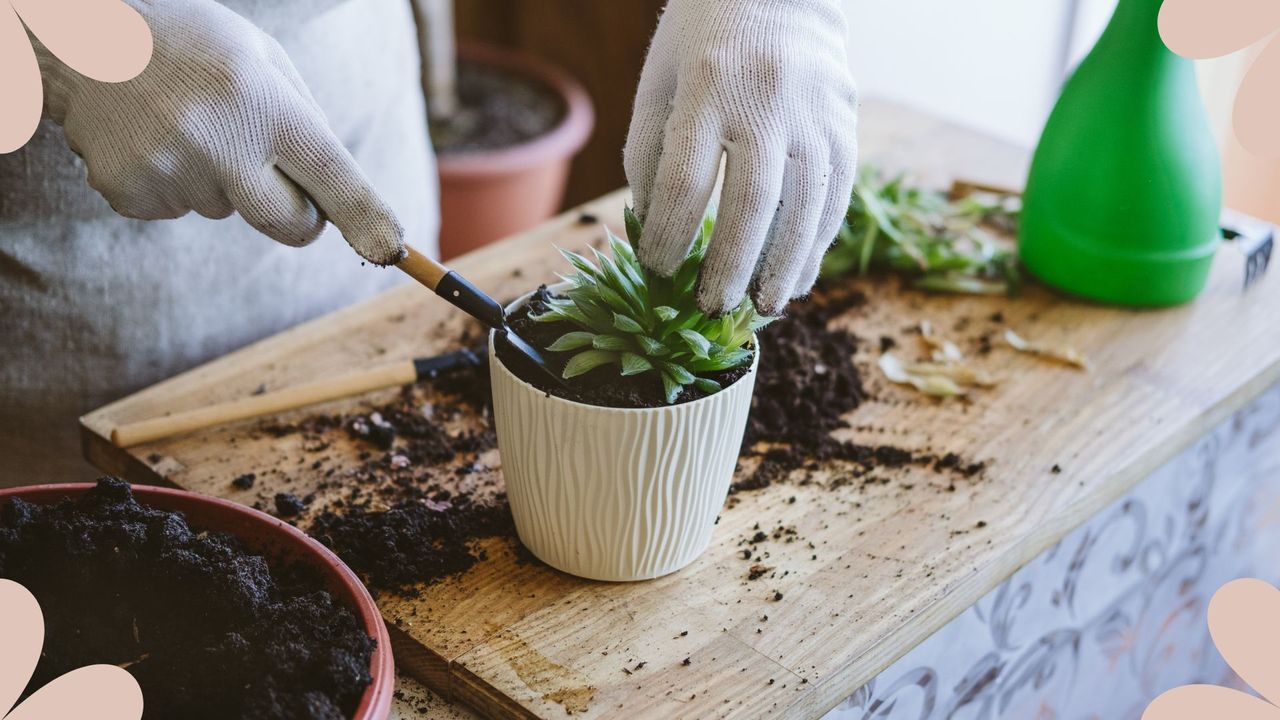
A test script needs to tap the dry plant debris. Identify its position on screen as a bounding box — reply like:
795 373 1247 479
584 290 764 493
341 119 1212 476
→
1005 329 1090 369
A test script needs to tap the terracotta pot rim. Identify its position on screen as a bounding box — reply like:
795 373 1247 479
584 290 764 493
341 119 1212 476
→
436 42 595 177
0 483 394 720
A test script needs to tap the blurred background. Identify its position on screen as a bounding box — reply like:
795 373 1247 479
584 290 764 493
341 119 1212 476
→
447 0 1274 241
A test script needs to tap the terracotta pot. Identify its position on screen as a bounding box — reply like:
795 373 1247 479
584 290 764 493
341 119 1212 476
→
0 483 394 720
436 43 594 260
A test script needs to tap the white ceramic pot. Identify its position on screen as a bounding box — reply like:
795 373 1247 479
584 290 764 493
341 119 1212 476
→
490 291 759 582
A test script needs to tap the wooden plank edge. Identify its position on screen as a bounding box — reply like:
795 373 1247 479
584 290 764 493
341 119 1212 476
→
449 659 543 720
386 623 455 700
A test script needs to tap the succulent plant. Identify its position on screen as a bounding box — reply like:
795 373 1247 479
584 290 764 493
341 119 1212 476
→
532 209 773 404
820 167 1022 295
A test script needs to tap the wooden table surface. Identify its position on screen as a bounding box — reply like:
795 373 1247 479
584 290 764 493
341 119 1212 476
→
81 102 1280 719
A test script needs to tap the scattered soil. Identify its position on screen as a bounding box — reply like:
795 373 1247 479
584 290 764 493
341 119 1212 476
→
745 286 869 451
261 361 516 596
733 283 988 492
310 500 513 597
430 59 565 154
0 479 374 720
499 285 751 409
253 283 991 595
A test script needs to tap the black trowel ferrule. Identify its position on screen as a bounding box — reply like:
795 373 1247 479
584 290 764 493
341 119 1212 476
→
435 271 505 330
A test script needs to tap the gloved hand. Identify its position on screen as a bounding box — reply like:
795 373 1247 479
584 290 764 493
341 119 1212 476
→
36 0 405 266
624 0 859 316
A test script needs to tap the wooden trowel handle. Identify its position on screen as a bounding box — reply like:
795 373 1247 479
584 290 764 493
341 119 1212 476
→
110 360 418 448
397 245 450 289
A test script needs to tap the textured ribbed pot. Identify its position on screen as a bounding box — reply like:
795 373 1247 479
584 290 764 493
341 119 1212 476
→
490 294 758 582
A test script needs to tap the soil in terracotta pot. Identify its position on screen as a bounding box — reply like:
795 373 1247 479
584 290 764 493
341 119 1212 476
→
430 59 565 154
498 285 752 408
0 479 375 720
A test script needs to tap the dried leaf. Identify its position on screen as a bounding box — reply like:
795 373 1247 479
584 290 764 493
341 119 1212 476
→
920 320 964 362
903 361 998 387
1004 329 1089 370
879 352 967 397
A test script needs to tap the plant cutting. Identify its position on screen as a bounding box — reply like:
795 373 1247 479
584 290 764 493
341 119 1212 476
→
489 212 768 581
820 168 1022 295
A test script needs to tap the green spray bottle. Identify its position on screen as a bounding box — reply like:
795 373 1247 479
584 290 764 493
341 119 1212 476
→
1019 0 1222 306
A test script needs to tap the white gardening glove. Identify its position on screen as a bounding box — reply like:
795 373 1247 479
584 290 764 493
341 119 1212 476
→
37 0 405 266
624 0 858 316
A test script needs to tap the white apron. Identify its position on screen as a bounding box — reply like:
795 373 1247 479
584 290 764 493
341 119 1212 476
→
0 0 438 483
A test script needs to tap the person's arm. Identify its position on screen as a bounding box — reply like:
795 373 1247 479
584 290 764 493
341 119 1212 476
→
36 0 405 266
624 0 858 316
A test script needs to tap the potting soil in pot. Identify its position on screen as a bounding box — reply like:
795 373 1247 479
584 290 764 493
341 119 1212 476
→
430 59 565 154
498 285 752 408
0 478 375 720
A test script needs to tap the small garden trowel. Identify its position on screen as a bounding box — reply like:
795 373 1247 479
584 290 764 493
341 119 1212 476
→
396 245 564 386
109 248 560 448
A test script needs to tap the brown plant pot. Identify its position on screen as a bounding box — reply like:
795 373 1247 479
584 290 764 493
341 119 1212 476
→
0 483 395 720
436 43 594 260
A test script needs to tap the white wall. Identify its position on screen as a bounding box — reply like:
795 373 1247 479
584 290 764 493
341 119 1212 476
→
843 0 1117 148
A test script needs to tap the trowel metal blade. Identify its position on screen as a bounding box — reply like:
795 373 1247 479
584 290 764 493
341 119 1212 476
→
496 328 567 387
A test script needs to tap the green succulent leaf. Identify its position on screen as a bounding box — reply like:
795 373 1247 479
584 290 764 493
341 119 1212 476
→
654 306 679 322
538 211 766 404
623 206 643 247
562 350 618 379
547 331 595 352
635 335 669 357
613 312 645 334
688 347 752 373
677 329 711 359
819 167 1022 295
620 352 653 376
661 373 683 404
693 377 721 394
559 248 601 280
608 229 640 269
661 363 696 386
592 334 632 351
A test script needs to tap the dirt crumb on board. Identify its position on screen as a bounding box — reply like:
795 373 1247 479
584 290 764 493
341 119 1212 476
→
258 359 517 596
734 284 989 495
243 284 991 593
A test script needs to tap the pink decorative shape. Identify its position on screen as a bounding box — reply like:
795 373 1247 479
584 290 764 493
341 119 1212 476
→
1234 39 1280 159
1144 579 1280 719
1159 0 1280 59
0 4 42 154
0 579 143 720
0 581 44 717
1158 0 1280 158
1208 578 1280 706
1145 684 1280 719
0 0 152 154
10 0 151 82
6 666 143 720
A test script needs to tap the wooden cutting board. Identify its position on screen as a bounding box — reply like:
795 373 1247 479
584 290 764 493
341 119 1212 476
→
80 103 1280 719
